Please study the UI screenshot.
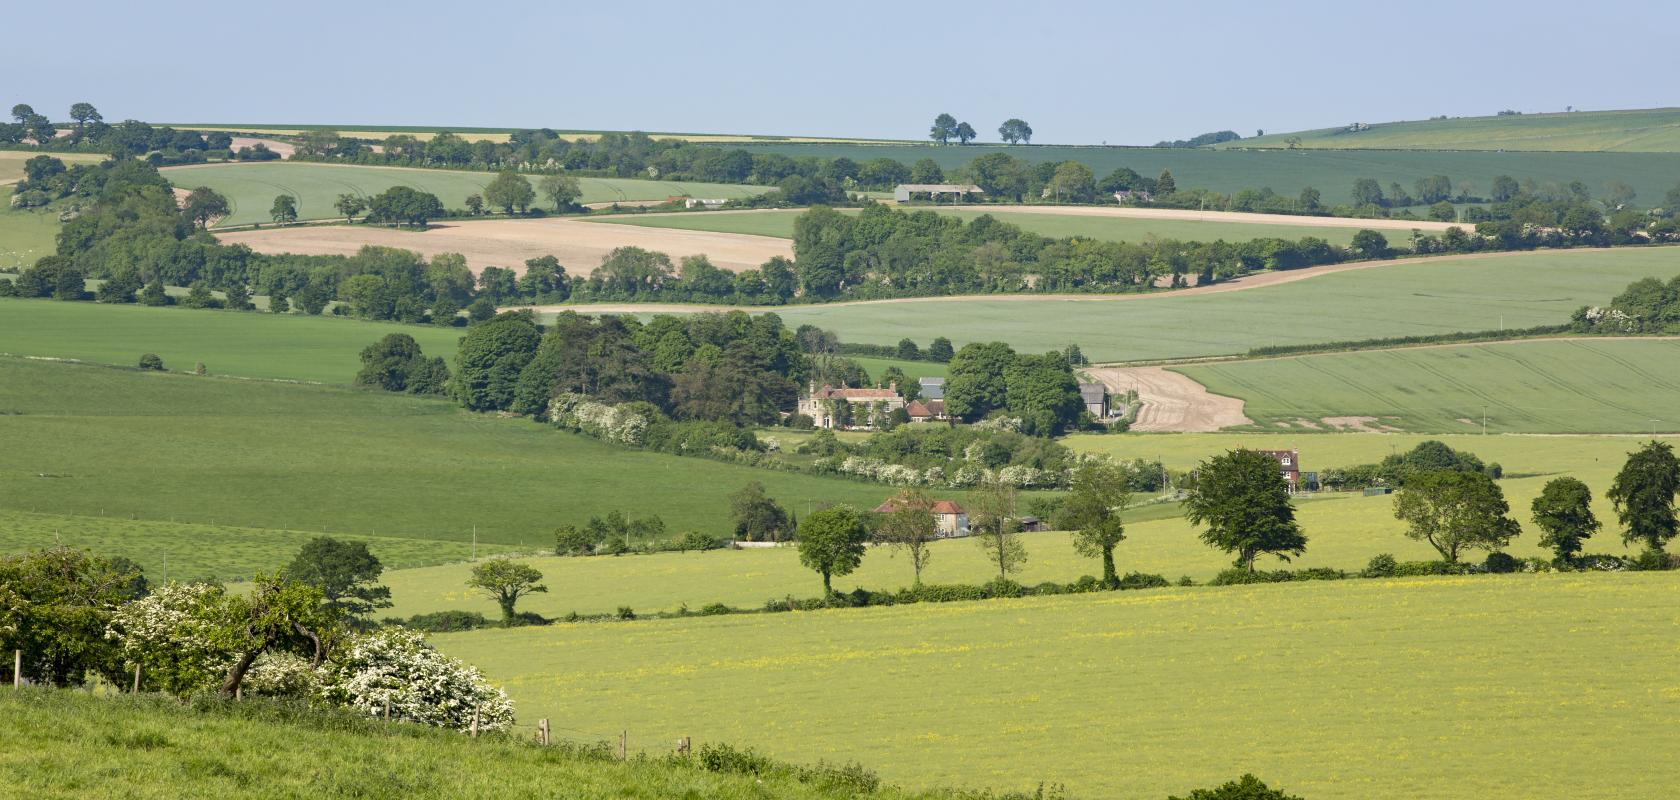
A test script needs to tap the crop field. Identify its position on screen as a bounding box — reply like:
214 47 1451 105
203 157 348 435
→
0 510 521 583
1234 108 1680 153
0 203 61 269
0 151 106 184
435 574 1680 800
165 123 913 146
755 247 1680 361
0 357 892 564
846 355 947 381
159 162 772 227
729 142 1680 207
1176 338 1680 434
587 208 1393 246
381 430 1666 618
0 299 465 384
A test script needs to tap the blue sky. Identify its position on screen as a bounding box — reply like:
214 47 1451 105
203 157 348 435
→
12 0 1679 144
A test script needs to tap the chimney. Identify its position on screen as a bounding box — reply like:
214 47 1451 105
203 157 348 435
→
889 380 898 393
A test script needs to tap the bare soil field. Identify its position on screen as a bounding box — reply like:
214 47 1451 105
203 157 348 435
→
940 204 1466 232
226 136 297 158
1085 366 1251 432
215 218 792 273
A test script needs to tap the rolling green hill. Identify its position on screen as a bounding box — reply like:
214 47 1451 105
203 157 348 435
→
1231 108 1680 153
1176 338 1680 434
435 573 1680 800
160 162 771 227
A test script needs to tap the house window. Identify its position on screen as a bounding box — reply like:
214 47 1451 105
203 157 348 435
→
1281 457 1292 466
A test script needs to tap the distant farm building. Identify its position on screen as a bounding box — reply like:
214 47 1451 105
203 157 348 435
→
1258 449 1309 493
682 198 729 208
919 377 945 400
1078 383 1109 418
894 183 983 202
905 398 947 422
798 382 905 430
873 496 970 537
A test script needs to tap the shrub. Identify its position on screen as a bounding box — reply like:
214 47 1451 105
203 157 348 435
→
1117 572 1170 590
138 353 164 371
798 760 882 794
1484 551 1520 574
616 606 636 620
981 578 1024 598
1628 549 1675 571
1391 559 1473 577
698 742 777 776
1361 553 1398 577
1177 575 1195 587
676 530 719 552
396 610 489 633
698 602 732 616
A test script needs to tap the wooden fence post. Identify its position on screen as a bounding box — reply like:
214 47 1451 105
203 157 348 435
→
12 650 19 689
132 663 141 693
538 719 550 746
384 695 391 721
618 730 627 761
470 704 480 738
677 736 690 756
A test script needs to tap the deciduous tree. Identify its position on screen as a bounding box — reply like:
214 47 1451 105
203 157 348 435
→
1392 470 1520 562
483 171 535 214
998 118 1033 144
538 174 582 212
1065 461 1131 587
285 537 393 619
1607 441 1679 554
971 478 1025 582
1185 450 1307 571
270 194 298 224
797 505 868 594
730 482 793 542
874 490 937 585
466 559 548 624
930 113 959 145
1530 477 1600 561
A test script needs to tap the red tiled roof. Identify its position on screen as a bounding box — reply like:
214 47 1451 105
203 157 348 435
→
931 500 965 514
906 400 932 417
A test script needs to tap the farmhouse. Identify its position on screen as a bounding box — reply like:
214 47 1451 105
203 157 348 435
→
872 496 970 537
893 183 983 202
1259 449 1303 492
798 382 905 430
905 398 947 422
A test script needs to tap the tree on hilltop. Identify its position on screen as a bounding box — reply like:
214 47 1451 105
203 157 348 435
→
930 113 959 145
999 118 1033 144
954 121 976 144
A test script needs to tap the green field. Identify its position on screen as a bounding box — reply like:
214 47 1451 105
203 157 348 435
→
1234 108 1680 153
381 430 1667 619
434 574 1680 799
2 690 959 800
588 208 1384 246
1177 338 1680 433
847 355 947 381
748 247 1680 361
0 299 466 384
160 162 773 227
0 201 61 269
0 510 522 583
729 142 1680 207
0 151 107 183
0 357 894 567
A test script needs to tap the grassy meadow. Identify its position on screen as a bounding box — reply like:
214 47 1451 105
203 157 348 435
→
160 162 772 227
729 142 1680 207
0 298 465 384
1 690 966 800
1177 338 1680 434
1233 108 1680 152
756 246 1680 361
0 357 894 567
588 208 1384 246
381 430 1667 619
434 574 1680 800
0 151 107 183
0 199 61 269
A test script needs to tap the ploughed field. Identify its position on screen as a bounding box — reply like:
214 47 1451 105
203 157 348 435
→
433 573 1680 800
159 162 771 227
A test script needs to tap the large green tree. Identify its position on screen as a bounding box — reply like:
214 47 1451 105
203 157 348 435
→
1065 461 1131 587
1003 351 1083 435
182 186 230 229
215 574 334 696
284 537 393 619
467 559 548 624
537 174 582 211
874 489 937 586
0 547 143 688
929 113 959 145
730 482 793 542
453 312 541 411
270 194 298 224
971 478 1026 582
1607 441 1679 553
944 341 1016 422
483 171 535 214
998 118 1033 144
1185 450 1307 571
1392 470 1520 562
1530 477 1600 561
797 506 868 594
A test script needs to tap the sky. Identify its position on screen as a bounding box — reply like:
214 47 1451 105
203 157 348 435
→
12 0 1680 145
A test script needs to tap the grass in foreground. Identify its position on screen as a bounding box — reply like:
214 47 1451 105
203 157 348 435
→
161 162 771 227
1177 338 1680 433
435 573 1680 800
0 690 996 800
0 357 891 557
589 207 1381 246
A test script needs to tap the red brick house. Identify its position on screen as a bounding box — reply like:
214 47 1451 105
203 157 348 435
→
1258 449 1302 492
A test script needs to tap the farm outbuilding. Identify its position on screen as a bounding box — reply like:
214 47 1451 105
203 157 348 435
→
893 183 983 202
